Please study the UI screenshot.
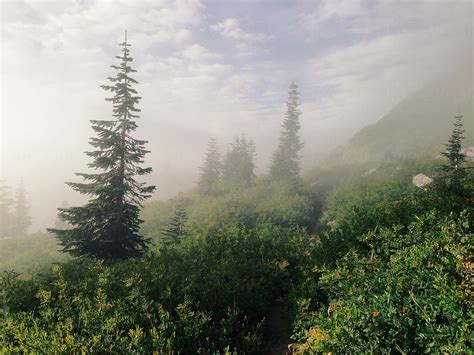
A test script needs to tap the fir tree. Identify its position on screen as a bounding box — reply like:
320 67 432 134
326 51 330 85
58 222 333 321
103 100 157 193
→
12 179 31 236
440 114 466 176
48 32 155 260
269 81 303 182
198 138 222 195
0 181 13 237
223 135 256 187
161 196 188 244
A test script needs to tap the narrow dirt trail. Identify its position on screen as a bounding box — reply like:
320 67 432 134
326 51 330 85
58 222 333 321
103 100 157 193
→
265 298 290 355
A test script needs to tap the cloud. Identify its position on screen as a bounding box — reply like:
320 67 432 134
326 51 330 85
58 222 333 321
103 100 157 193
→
300 1 472 157
211 18 271 42
210 17 272 56
181 43 220 61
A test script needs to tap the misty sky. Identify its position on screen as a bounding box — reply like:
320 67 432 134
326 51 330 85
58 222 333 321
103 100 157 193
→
1 0 472 230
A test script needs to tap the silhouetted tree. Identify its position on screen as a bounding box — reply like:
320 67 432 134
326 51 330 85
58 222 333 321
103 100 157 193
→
48 32 155 260
0 181 13 237
161 196 188 244
198 138 222 195
223 135 256 187
269 81 303 182
12 179 31 236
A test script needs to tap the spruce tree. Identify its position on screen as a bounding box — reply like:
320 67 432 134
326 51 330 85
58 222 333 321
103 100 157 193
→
440 114 466 176
12 179 31 236
161 196 188 245
269 81 303 182
223 135 256 187
198 138 222 195
0 181 13 237
48 32 155 260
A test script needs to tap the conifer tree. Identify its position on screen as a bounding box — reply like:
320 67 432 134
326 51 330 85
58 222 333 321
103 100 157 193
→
161 196 188 244
440 114 467 176
12 179 31 236
198 138 222 195
48 32 155 260
0 181 13 237
223 135 256 187
269 81 303 182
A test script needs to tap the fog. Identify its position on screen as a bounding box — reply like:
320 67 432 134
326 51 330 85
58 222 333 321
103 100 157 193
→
1 0 472 231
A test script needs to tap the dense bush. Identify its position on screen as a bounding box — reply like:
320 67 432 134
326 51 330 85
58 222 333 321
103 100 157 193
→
290 210 473 353
1 225 310 353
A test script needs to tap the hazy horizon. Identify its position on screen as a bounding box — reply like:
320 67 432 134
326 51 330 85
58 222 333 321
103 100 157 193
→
1 0 472 231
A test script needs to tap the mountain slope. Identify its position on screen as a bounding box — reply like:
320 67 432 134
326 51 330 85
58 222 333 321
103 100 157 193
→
330 66 473 165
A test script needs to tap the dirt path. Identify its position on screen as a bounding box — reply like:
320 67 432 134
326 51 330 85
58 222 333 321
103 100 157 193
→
265 298 290 355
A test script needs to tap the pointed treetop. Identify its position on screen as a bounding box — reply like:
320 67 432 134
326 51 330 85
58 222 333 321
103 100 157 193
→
456 104 462 118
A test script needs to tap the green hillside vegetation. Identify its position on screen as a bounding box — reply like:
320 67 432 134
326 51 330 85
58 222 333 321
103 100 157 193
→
1 41 473 352
2 147 472 352
0 233 69 273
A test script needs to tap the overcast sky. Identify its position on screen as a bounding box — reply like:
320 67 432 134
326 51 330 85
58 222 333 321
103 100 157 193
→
1 0 472 230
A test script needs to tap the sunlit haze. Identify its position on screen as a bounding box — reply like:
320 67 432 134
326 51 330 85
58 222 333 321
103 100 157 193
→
1 0 472 230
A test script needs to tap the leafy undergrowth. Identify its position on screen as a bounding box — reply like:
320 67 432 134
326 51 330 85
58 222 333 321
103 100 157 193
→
289 210 473 353
1 160 473 353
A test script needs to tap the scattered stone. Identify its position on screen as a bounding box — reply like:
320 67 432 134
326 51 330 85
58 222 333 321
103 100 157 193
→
412 173 434 188
363 167 377 177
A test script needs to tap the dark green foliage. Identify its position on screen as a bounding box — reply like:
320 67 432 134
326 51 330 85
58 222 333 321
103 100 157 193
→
161 196 188 244
0 181 13 237
440 115 467 175
53 201 70 230
269 81 303 182
222 135 256 187
290 211 473 353
12 180 31 236
1 226 310 353
48 34 155 260
198 138 222 195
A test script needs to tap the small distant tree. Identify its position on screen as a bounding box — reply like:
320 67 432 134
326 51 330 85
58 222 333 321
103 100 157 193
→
436 114 473 215
269 81 303 182
222 135 256 187
12 179 31 236
440 114 467 177
161 196 188 245
198 138 222 195
48 32 155 260
0 181 13 237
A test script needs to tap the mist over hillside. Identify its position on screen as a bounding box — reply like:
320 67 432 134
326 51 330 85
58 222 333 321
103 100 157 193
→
330 66 473 165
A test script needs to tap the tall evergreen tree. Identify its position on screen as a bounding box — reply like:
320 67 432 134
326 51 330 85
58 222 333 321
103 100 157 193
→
223 134 256 187
0 181 13 237
161 196 188 245
198 138 222 195
48 32 155 260
12 179 31 236
269 81 303 182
